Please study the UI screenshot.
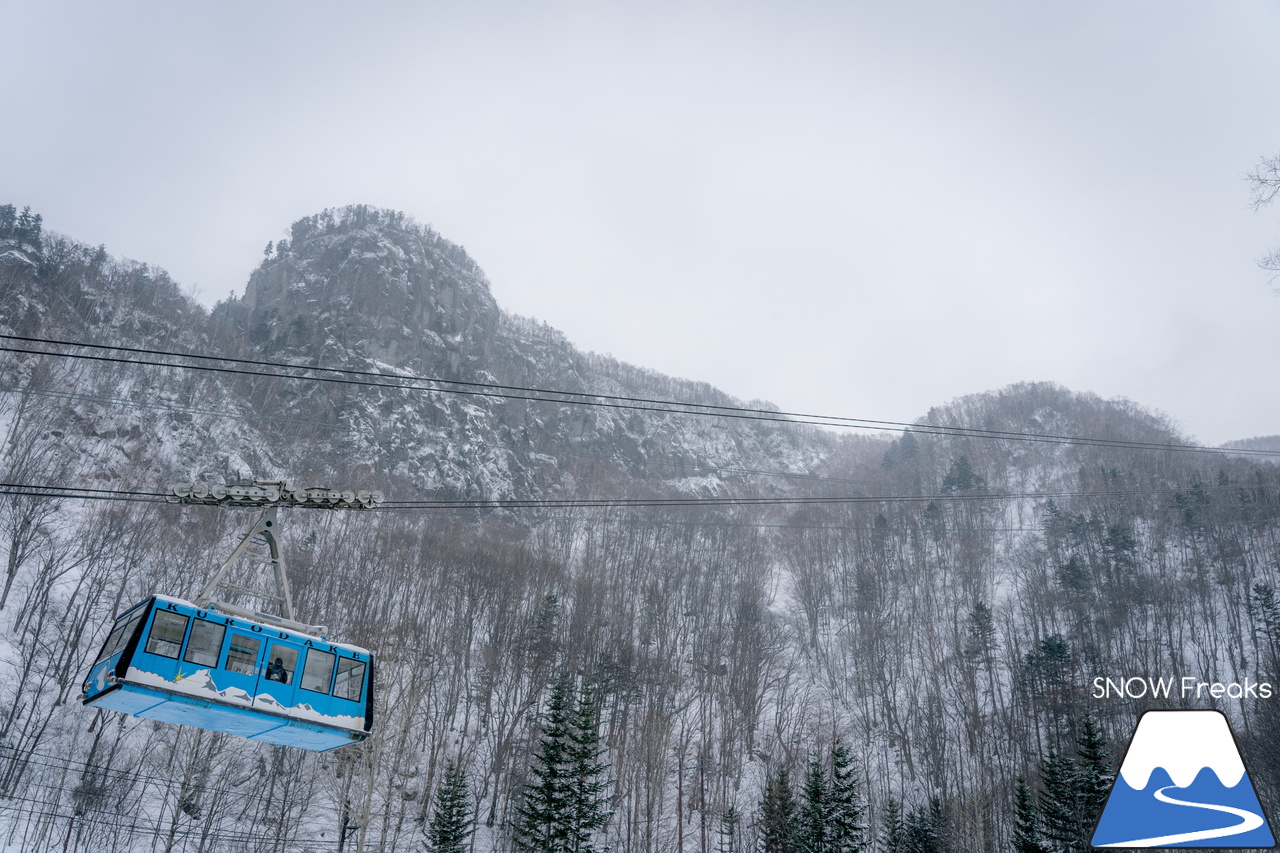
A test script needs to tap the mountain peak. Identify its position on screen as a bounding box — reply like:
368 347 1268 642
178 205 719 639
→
240 205 499 370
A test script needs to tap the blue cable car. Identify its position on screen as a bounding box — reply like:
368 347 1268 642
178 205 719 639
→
82 595 373 751
81 488 377 751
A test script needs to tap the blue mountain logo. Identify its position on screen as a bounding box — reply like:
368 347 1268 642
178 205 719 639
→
1092 710 1275 848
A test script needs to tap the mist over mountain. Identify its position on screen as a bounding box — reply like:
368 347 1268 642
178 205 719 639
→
1223 435 1280 454
2 204 1279 853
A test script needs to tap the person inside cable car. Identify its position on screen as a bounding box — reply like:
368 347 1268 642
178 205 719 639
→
266 657 289 683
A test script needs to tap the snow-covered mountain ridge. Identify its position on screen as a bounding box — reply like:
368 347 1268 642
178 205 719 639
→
0 202 1221 504
202 204 844 502
0 201 1256 543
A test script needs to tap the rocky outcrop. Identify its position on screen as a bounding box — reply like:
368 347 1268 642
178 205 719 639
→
242 205 501 376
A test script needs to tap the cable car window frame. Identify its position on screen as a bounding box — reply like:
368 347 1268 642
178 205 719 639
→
333 657 366 702
144 610 190 659
300 649 336 694
182 618 227 669
226 633 261 675
94 608 147 665
265 644 298 685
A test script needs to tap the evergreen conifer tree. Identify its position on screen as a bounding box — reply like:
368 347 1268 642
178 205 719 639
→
1012 777 1048 853
1037 746 1080 853
513 676 613 853
879 798 906 853
513 678 575 852
827 740 867 853
1073 714 1111 828
941 455 984 494
962 603 997 664
902 797 946 853
425 762 474 853
798 757 830 853
14 206 42 249
1034 715 1111 853
718 806 742 853
760 768 799 853
566 681 613 853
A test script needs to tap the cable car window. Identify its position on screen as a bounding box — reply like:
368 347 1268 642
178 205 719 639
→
264 645 297 684
226 634 260 674
333 658 365 702
300 649 336 693
144 611 189 659
95 610 146 664
182 619 226 668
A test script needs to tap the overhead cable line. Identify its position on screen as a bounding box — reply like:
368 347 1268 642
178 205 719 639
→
3 480 1271 511
0 744 268 811
0 382 350 430
373 484 1271 510
4 333 1275 457
0 482 169 503
0 795 344 849
0 383 880 487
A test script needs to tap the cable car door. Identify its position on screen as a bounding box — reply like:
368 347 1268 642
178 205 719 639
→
167 627 273 739
219 630 263 707
255 641 299 715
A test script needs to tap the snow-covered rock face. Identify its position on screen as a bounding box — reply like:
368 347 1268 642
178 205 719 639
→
218 204 837 501
242 205 500 374
0 239 40 270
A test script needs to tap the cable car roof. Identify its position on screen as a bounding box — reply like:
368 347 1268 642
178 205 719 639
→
152 595 372 657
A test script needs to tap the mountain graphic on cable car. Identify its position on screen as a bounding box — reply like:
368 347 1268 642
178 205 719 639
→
1091 710 1275 848
82 596 373 751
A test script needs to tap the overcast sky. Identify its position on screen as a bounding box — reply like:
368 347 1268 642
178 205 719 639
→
3 2 1278 445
